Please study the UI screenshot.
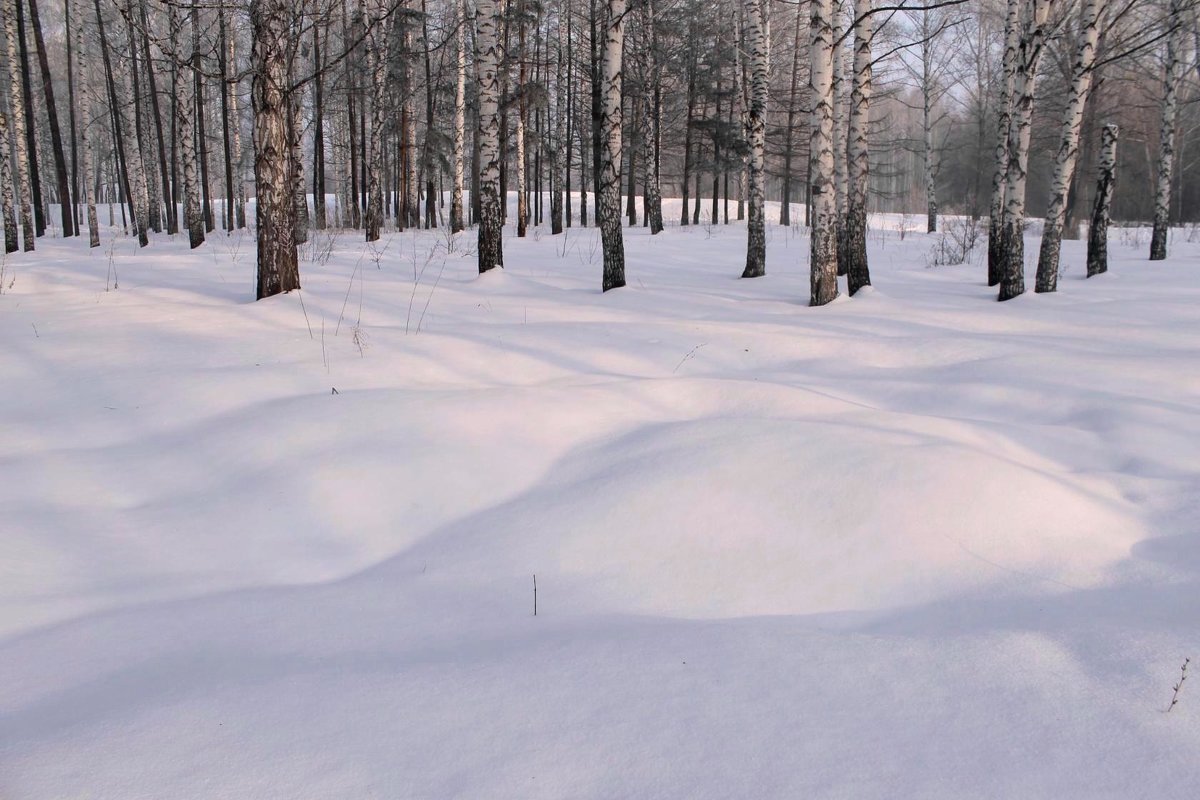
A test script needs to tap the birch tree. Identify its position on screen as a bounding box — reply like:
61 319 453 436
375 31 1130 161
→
741 0 768 278
450 0 467 233
639 0 663 235
1150 0 1184 261
364 0 392 242
252 0 300 299
987 0 1021 286
71 0 98 247
0 107 16 252
475 0 504 272
3 0 35 250
810 0 838 305
997 0 1052 303
1087 123 1117 277
1035 0 1102 293
597 0 625 292
173 5 204 248
845 0 872 295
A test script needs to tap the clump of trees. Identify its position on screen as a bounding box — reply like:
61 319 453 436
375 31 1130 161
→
0 0 1194 303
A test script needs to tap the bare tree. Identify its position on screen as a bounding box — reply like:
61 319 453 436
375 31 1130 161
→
810 0 838 306
597 0 624 291
476 0 505 272
1150 0 1185 261
1087 123 1118 277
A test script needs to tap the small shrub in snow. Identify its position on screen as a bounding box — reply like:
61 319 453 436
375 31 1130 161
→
925 217 980 268
1166 657 1190 712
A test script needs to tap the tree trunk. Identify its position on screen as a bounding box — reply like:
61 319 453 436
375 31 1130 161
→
639 0 662 235
1086 124 1117 278
173 5 204 248
3 0 35 250
780 0 802 228
845 0 872 295
998 0 1050 302
192 0 213 233
27 0 74 236
475 0 504 271
741 0 768 278
142 0 177 235
311 20 326 230
598 0 625 292
550 0 566 234
0 107 17 252
1150 0 1183 262
451 0 467 233
251 0 299 300
1035 0 1101 293
809 0 838 305
921 9 936 234
987 0 1021 286
364 1 392 242
71 0 98 246
832 2 847 275
14 0 44 237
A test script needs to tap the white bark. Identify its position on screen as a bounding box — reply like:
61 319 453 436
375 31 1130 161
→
3 0 34 250
1035 0 1102 292
475 0 504 271
1150 0 1184 261
117 49 150 247
0 107 16 252
598 0 625 291
742 0 769 278
846 0 872 295
252 0 300 298
1087 123 1118 277
998 0 1050 302
364 0 392 242
987 0 1021 285
173 6 204 248
809 0 838 305
640 0 662 234
71 0 98 247
451 0 467 233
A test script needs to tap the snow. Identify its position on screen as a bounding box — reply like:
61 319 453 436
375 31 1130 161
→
2 204 1199 798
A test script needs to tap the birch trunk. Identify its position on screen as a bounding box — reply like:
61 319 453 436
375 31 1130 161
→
173 6 204 248
450 0 467 233
116 48 150 246
251 0 299 299
832 2 848 275
291 87 309 245
515 0 528 237
845 0 872 295
1150 0 1184 261
780 0 803 227
475 0 504 271
640 0 663 234
0 107 16 252
364 1 391 242
3 0 35 250
809 0 838 306
921 10 936 234
405 12 420 230
987 0 1021 286
28 0 74 236
1087 123 1117 278
229 25 246 229
71 0 98 247
741 0 768 278
550 0 566 234
1035 0 1101 293
597 0 625 292
997 0 1050 302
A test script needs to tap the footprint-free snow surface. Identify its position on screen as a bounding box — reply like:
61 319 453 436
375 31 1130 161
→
2 208 1199 798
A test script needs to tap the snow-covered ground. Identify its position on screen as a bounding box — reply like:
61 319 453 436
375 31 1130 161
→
2 203 1199 798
